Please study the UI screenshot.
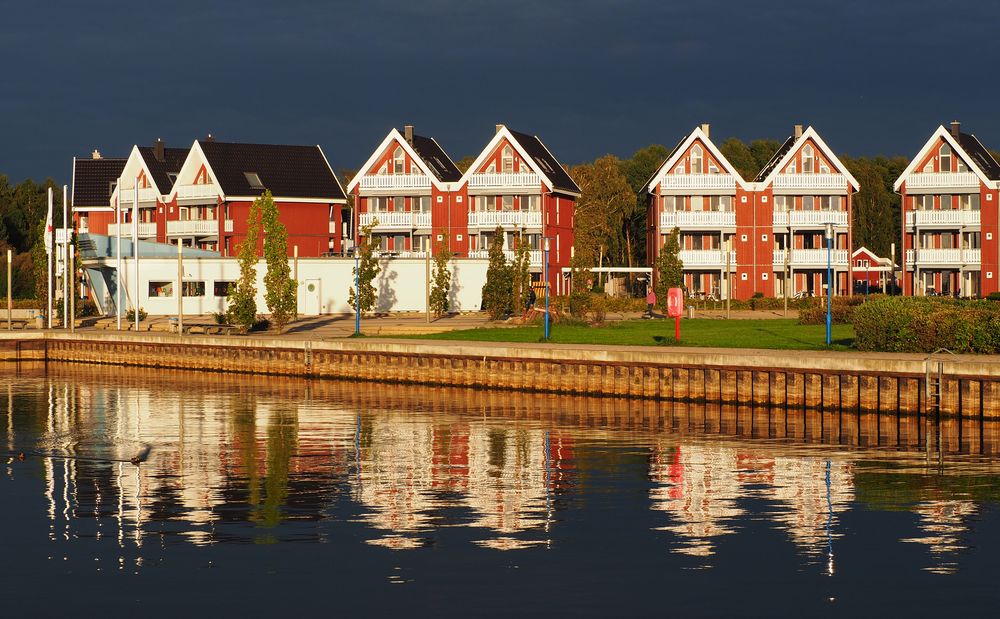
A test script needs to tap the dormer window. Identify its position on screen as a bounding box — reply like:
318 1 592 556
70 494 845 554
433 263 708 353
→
167 173 178 186
922 160 934 173
819 162 830 174
108 180 118 197
244 172 264 190
674 164 685 175
956 157 968 173
393 146 405 174
691 145 703 174
940 144 952 172
708 161 720 174
802 145 815 173
502 146 514 173
786 160 796 174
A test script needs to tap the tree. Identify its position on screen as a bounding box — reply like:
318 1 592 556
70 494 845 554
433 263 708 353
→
842 154 907 258
655 226 684 307
429 233 453 318
455 156 476 173
619 144 670 267
259 191 297 331
511 232 531 312
480 226 512 319
348 220 379 313
571 155 636 269
719 138 756 180
227 196 261 332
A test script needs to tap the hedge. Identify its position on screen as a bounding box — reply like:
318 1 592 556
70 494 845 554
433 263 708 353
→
852 297 1000 353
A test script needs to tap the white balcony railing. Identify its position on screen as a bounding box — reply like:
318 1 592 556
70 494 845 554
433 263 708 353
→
468 172 541 189
906 248 981 264
905 210 981 227
390 251 429 259
413 212 432 228
468 210 542 228
107 222 157 237
773 173 848 191
779 210 849 227
224 219 234 233
659 174 736 191
114 186 158 205
358 174 432 191
773 248 849 267
166 220 218 236
660 211 736 229
175 183 220 201
359 211 414 229
678 249 737 266
905 172 979 190
469 249 543 265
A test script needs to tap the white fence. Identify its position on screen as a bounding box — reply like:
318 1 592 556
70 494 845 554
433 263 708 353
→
468 172 541 189
905 172 979 190
905 248 981 264
905 210 980 227
773 173 847 191
174 184 220 201
659 174 736 191
108 222 157 237
660 211 735 229
468 211 542 228
678 249 737 266
166 220 218 236
358 174 432 190
773 249 849 267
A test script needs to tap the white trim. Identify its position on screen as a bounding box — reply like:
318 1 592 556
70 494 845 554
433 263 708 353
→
346 129 450 193
892 125 992 192
167 140 226 203
316 144 349 202
646 126 749 193
756 126 860 191
223 196 347 204
458 126 561 194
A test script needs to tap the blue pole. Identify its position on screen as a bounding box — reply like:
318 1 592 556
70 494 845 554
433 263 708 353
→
544 247 550 340
354 249 360 336
826 230 832 345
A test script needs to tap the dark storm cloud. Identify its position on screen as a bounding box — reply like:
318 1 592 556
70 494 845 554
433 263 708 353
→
1 0 998 183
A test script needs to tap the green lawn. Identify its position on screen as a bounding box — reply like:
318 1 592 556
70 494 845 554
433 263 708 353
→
408 319 855 351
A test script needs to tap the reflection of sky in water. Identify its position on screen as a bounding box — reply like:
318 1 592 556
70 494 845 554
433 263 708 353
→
2 366 1000 613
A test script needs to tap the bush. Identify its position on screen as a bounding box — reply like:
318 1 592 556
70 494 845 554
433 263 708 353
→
589 294 608 324
798 296 869 325
212 311 228 325
853 297 1000 353
125 307 148 322
987 292 1000 301
568 290 591 318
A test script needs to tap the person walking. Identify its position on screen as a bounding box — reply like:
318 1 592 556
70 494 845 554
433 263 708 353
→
646 287 656 318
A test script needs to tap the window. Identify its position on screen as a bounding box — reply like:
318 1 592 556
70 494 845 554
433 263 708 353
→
708 161 720 174
182 281 205 297
674 163 685 175
393 146 405 174
922 160 933 172
213 281 234 297
940 144 952 172
392 196 405 212
956 157 968 173
819 196 839 211
502 146 514 173
691 145 704 174
962 194 981 211
108 180 117 197
244 172 264 190
392 234 406 251
941 195 953 210
415 196 431 212
520 195 539 211
921 195 934 211
167 173 178 186
502 196 514 211
966 232 981 248
802 196 815 211
148 281 173 297
662 196 677 212
819 162 830 174
690 196 705 211
802 145 815 173
774 196 790 211
786 160 796 174
710 196 732 211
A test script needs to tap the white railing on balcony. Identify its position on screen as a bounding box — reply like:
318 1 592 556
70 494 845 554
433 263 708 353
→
660 211 735 229
468 172 541 189
107 222 157 237
678 249 737 266
659 174 736 191
907 248 981 264
166 220 217 236
225 220 234 233
358 174 432 191
114 186 158 204
359 211 415 229
175 183 220 201
468 210 543 228
413 212 432 228
905 172 979 190
773 173 847 191
904 210 981 227
782 210 848 227
389 251 429 259
468 249 543 264
773 248 849 266
772 211 788 227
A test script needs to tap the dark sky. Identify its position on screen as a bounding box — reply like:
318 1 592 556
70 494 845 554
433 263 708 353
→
2 0 998 184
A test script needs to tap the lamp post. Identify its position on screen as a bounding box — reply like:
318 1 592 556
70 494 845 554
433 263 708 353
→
865 260 870 300
354 244 361 337
825 223 833 346
543 237 551 341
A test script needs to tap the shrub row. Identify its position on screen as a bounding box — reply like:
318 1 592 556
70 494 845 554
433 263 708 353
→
853 297 1000 353
797 295 871 325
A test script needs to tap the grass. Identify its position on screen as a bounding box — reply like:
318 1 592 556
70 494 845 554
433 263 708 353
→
405 318 856 351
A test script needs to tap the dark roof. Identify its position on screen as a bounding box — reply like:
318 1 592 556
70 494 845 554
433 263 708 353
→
753 135 796 183
643 133 689 191
509 129 581 195
956 131 1000 181
72 157 127 207
409 134 462 182
137 146 188 194
198 141 346 201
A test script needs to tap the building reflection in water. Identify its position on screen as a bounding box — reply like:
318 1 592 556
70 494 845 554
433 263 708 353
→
2 365 997 572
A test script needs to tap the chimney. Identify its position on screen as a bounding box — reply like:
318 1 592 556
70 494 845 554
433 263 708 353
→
950 120 961 138
403 124 414 145
205 133 216 143
700 123 710 138
91 149 102 160
153 138 165 162
793 124 804 140
496 123 505 135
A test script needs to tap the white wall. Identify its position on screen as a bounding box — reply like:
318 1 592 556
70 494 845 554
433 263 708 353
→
102 256 489 316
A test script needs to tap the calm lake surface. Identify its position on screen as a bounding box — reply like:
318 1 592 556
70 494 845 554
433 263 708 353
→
2 364 999 617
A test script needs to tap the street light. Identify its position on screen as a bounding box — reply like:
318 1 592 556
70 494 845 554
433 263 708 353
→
354 240 362 337
825 223 833 346
543 236 551 341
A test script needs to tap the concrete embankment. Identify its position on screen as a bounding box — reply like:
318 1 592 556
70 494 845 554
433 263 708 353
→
2 331 999 418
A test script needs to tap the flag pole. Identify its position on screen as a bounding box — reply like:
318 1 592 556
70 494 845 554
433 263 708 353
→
46 187 53 329
116 176 122 331
133 179 139 332
63 184 69 328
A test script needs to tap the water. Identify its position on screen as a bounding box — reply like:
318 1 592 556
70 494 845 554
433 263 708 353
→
2 364 1000 617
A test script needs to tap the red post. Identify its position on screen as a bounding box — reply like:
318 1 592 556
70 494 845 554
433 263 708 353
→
674 315 680 342
667 287 683 343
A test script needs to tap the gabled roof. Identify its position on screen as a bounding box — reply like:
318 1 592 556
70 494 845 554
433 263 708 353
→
347 128 459 192
893 124 1000 192
136 146 188 195
852 246 896 267
71 156 126 207
753 126 860 191
197 140 346 201
645 126 749 192
459 125 581 196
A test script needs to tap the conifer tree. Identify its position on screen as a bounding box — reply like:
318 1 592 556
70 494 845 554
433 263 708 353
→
654 226 684 309
260 191 297 331
227 197 261 332
429 232 453 318
348 220 379 313
511 232 531 312
480 226 512 319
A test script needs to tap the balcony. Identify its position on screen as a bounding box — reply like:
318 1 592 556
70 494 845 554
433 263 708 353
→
114 185 158 204
175 183 220 201
904 210 980 227
905 248 981 266
468 210 542 228
904 172 979 192
659 174 736 192
771 210 848 228
107 222 157 237
358 174 432 192
773 248 849 267
773 173 848 192
678 249 737 267
358 211 429 229
224 219 234 233
469 249 543 265
660 211 735 229
166 220 218 236
468 172 541 191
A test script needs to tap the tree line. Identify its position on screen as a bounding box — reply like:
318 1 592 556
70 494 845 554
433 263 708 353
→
0 175 66 300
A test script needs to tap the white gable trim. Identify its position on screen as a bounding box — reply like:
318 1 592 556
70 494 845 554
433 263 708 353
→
457 126 554 192
110 146 160 206
166 141 226 202
892 125 992 192
346 129 447 192
646 126 749 193
317 144 348 202
758 126 860 191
